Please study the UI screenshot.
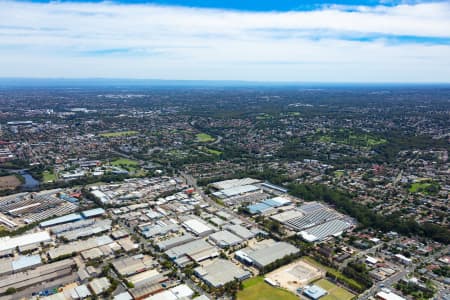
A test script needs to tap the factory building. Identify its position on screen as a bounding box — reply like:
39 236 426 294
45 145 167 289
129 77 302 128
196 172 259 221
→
194 259 251 288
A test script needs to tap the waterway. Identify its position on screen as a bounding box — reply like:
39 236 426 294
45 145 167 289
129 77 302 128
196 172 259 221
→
7 169 41 190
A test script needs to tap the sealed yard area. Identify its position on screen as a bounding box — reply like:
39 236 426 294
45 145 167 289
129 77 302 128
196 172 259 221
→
265 259 325 293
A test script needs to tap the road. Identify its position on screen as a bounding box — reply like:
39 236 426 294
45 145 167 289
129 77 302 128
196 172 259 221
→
358 245 449 300
116 215 213 299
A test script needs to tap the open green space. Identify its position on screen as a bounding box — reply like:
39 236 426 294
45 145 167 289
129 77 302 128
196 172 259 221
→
256 113 272 120
237 276 298 300
111 158 139 172
42 170 57 182
334 170 345 178
314 278 356 300
99 130 139 137
409 181 440 195
204 147 222 155
303 257 364 292
111 158 139 166
195 133 215 143
317 131 386 148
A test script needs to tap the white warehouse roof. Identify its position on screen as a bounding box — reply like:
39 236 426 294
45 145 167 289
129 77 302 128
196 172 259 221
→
0 231 51 252
182 219 213 236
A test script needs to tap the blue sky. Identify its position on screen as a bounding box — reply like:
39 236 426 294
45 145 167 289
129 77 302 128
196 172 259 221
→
0 0 449 82
20 0 440 10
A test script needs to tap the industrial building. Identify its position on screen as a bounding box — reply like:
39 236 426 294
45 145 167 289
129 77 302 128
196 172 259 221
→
146 284 194 300
112 255 157 276
182 219 215 237
285 208 340 231
0 189 78 224
209 230 243 248
81 207 105 218
261 182 288 194
140 221 179 238
165 239 219 266
210 178 261 190
40 213 82 228
156 234 196 251
47 235 114 260
0 255 42 276
213 184 261 199
299 219 352 242
376 290 406 300
128 269 166 287
235 240 299 269
57 219 112 241
194 259 251 288
224 224 255 240
88 277 111 295
0 258 76 295
0 231 51 253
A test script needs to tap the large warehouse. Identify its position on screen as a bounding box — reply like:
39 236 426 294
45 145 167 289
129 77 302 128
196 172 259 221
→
235 240 300 269
0 231 52 253
194 259 251 287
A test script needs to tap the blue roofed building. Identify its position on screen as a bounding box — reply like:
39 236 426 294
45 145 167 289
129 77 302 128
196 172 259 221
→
303 285 328 300
261 196 292 207
247 202 272 215
12 255 42 272
81 208 106 218
40 213 82 227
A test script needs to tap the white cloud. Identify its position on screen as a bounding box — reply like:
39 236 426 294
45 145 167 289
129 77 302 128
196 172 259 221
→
0 0 449 82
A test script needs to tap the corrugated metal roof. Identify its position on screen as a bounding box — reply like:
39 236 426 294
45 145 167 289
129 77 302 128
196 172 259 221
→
12 255 42 271
81 208 106 218
40 213 82 227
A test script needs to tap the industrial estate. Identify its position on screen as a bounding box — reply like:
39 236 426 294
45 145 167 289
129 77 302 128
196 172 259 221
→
0 86 448 300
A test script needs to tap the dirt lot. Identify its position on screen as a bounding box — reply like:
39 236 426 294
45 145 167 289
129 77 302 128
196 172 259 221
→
0 175 21 190
265 259 325 293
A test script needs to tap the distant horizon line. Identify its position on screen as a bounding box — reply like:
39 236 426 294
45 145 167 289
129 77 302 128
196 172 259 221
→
1 77 450 87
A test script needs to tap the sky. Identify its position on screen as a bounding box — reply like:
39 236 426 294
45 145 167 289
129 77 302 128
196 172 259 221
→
0 0 449 83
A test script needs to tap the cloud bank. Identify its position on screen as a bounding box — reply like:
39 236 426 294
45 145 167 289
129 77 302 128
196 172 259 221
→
0 0 449 82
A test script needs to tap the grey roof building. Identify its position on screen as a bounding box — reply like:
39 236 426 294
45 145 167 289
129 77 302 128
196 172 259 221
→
194 259 251 287
209 230 243 248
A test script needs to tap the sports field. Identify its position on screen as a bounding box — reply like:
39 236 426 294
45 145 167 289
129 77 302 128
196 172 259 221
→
314 278 356 300
195 133 215 142
99 130 138 137
237 276 298 300
42 170 57 182
111 158 139 172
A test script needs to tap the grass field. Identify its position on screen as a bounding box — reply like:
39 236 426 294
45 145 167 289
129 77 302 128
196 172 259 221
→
195 133 215 143
0 175 22 190
204 147 222 155
111 158 139 172
409 181 440 195
303 257 364 291
334 170 345 178
256 113 272 120
314 278 355 300
42 170 57 182
111 158 138 166
237 277 298 300
100 130 139 137
318 132 386 148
